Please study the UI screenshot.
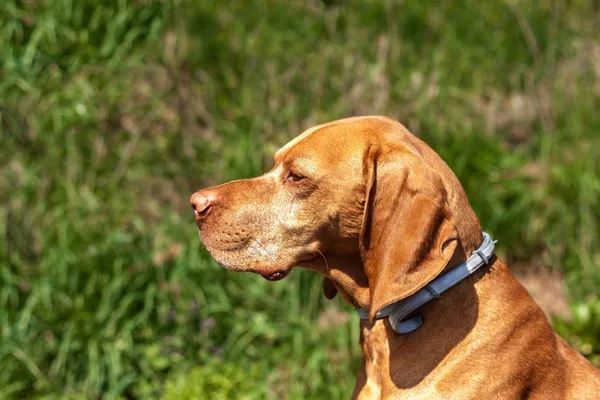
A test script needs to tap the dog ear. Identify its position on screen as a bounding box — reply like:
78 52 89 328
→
322 277 338 300
360 146 459 322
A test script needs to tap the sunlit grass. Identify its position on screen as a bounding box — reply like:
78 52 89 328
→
1 0 598 398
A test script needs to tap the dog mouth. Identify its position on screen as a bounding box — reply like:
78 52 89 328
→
260 270 289 281
258 253 319 281
204 243 320 282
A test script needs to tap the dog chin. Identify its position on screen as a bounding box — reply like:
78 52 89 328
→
257 253 323 281
258 269 290 281
209 251 290 280
208 251 244 272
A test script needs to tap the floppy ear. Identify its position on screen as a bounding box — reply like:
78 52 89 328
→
360 146 459 321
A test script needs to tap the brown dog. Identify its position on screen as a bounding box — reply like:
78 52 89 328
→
190 116 600 399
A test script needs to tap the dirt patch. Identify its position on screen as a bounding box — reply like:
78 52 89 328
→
512 265 571 319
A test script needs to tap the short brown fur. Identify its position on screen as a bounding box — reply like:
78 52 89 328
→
191 116 600 399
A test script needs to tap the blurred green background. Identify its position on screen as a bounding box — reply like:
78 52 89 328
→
1 0 599 398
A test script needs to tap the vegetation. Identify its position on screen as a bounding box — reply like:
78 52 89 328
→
1 0 598 398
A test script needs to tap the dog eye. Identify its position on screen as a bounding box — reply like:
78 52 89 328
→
285 171 305 183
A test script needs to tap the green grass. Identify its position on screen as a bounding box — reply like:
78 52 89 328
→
1 0 599 398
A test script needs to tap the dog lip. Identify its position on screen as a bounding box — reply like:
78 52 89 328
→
261 270 289 281
257 251 319 281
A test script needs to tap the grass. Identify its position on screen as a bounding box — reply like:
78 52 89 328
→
1 0 599 398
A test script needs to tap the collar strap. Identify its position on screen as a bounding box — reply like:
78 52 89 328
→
356 232 496 334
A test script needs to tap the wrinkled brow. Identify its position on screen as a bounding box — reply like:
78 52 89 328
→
271 152 317 179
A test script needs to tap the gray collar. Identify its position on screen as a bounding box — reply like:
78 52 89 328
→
356 232 496 334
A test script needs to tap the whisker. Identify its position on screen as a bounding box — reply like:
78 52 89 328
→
316 248 330 274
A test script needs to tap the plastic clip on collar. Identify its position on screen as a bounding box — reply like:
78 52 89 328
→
356 232 496 335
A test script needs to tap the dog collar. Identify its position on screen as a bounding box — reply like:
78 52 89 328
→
356 232 496 334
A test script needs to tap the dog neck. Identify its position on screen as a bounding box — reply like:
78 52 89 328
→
355 233 495 334
315 234 485 310
353 257 496 397
310 236 494 396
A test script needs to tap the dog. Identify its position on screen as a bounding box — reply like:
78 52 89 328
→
190 116 600 399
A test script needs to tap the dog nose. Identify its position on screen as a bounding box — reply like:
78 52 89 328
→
190 191 215 220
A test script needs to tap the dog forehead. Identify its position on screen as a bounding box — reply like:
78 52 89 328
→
274 116 391 165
